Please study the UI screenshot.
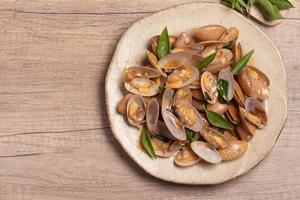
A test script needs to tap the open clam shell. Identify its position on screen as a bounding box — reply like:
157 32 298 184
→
191 141 222 164
173 87 193 106
218 27 239 43
232 42 243 65
169 140 189 151
237 66 270 101
126 94 146 127
244 97 268 128
239 106 257 135
200 128 230 149
146 98 159 131
117 93 133 115
218 67 235 101
151 138 174 158
152 121 176 140
226 102 241 125
234 80 246 107
236 125 253 142
205 49 233 74
166 66 199 89
162 110 187 141
207 99 228 114
158 52 193 70
175 148 201 167
191 89 204 100
194 25 226 42
125 77 159 97
218 140 248 161
201 71 218 104
147 50 167 77
174 32 194 48
192 99 205 112
125 66 162 82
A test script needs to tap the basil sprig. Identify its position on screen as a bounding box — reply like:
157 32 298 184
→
232 49 254 75
268 0 294 10
156 27 170 59
217 79 229 102
185 128 195 142
205 109 234 130
141 126 156 159
197 52 217 70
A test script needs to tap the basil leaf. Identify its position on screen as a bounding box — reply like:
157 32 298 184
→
217 79 229 101
232 0 238 8
185 128 195 142
141 126 156 159
205 110 234 130
268 0 294 10
197 52 217 70
159 86 165 94
232 49 254 75
255 0 283 21
156 27 170 59
248 0 256 8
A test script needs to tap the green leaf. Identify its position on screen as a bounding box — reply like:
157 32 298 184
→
156 27 170 59
205 109 234 130
185 128 195 142
232 0 238 8
232 49 254 75
217 79 229 101
268 0 294 10
197 52 217 70
204 92 212 102
248 0 256 8
255 0 283 21
159 86 165 94
141 126 156 159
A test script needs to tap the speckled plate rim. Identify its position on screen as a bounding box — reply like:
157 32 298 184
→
105 2 287 185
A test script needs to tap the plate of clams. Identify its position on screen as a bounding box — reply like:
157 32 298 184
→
105 3 287 184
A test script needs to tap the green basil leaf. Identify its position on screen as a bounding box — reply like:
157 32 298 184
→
197 52 217 70
255 0 283 21
268 0 294 10
185 128 195 142
232 0 238 8
248 0 256 8
232 49 254 75
217 79 229 101
238 0 249 9
141 126 156 159
159 86 165 94
156 27 170 59
205 110 234 130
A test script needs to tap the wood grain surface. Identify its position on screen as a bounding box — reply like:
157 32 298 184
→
0 1 299 199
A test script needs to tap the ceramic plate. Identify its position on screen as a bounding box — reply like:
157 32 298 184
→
105 3 287 184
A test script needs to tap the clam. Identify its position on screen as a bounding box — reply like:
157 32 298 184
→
188 78 201 89
218 140 248 161
200 128 229 149
234 80 245 107
239 106 257 135
243 97 268 128
192 99 205 112
191 141 222 164
200 45 221 58
126 94 146 127
207 99 228 114
194 25 226 41
223 130 239 141
170 140 189 151
150 35 177 54
174 32 194 48
146 50 167 77
152 121 176 140
175 148 201 167
236 125 253 142
152 76 165 88
218 67 235 101
161 89 187 141
166 66 199 89
174 102 204 132
146 98 159 131
171 47 203 55
117 93 133 115
237 66 270 100
151 138 174 158
232 42 243 65
125 77 159 97
201 71 218 104
124 66 162 82
205 49 233 73
191 89 204 100
158 52 193 70
226 103 241 124
173 87 192 105
218 27 239 43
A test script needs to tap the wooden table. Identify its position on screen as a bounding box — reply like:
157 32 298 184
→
0 1 299 199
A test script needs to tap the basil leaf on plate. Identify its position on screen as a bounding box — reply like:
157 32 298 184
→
197 52 217 70
185 128 195 142
205 110 234 130
268 0 294 10
156 27 170 59
217 79 229 102
141 126 156 159
232 49 254 75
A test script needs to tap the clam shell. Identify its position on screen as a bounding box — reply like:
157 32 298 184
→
223 130 239 141
158 52 193 70
218 140 248 161
152 121 176 140
162 110 187 141
234 80 245 107
192 99 205 112
173 87 193 105
218 67 235 101
146 98 159 131
237 66 270 101
174 148 201 167
125 77 159 97
117 93 133 115
161 88 174 111
236 125 253 142
126 94 146 127
218 27 239 43
201 71 218 104
239 106 257 135
151 138 174 158
147 50 167 77
125 66 162 82
200 128 230 149
194 25 226 41
191 141 222 164
166 66 199 89
226 103 241 125
244 97 268 128
232 42 243 65
169 140 189 151
174 32 194 48
205 49 233 74
207 100 228 114
191 89 204 100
